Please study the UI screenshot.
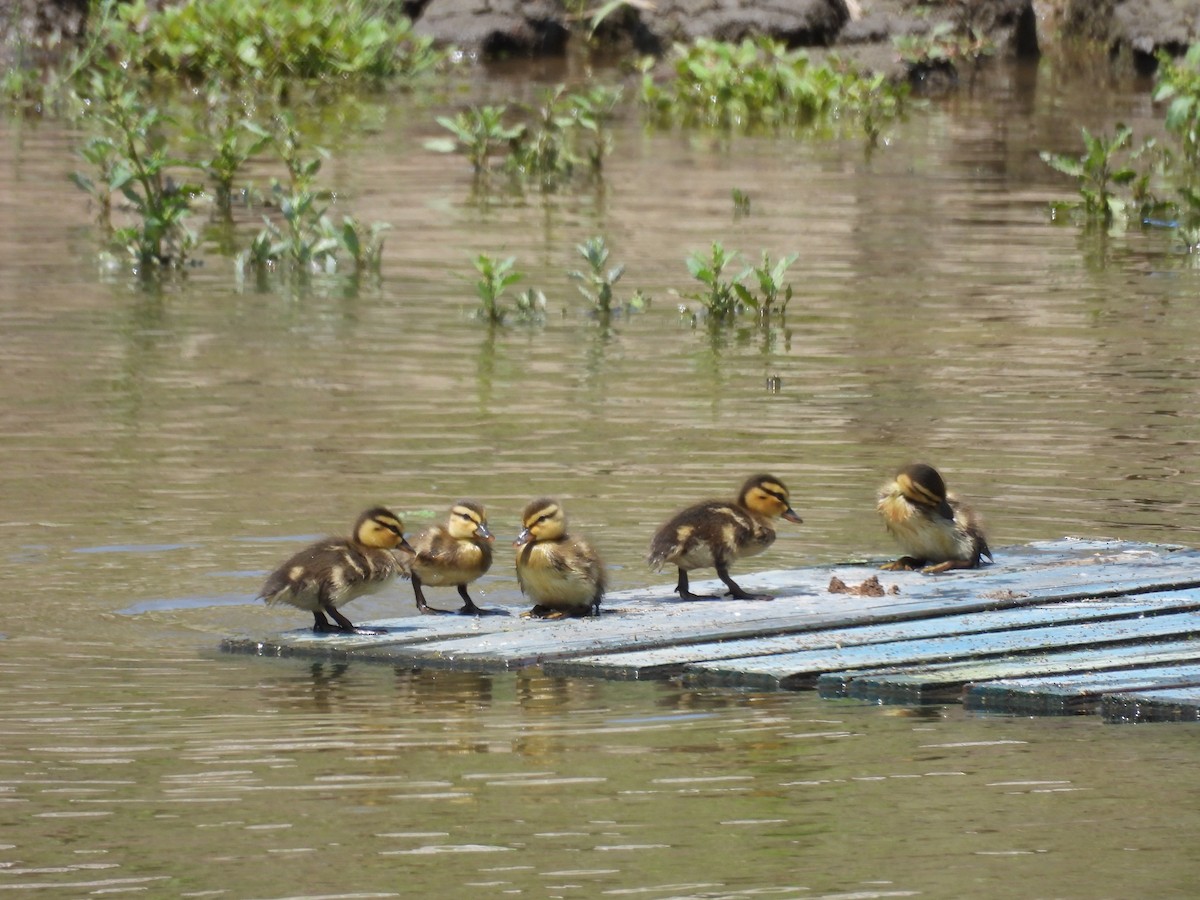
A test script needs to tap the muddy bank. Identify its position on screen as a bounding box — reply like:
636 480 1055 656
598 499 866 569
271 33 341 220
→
3 0 1198 80
405 0 1194 79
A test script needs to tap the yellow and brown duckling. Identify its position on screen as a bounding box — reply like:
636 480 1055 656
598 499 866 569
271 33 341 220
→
402 500 496 615
514 498 606 619
877 462 992 573
648 473 803 601
256 506 411 635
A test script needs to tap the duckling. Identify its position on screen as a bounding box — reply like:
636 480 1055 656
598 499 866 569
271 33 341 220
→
514 498 606 619
257 506 411 635
403 500 495 615
648 473 803 601
877 463 992 573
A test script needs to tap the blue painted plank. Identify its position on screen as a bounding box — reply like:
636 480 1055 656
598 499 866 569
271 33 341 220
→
683 612 1200 690
544 591 1200 680
1102 687 1200 723
222 539 1200 676
964 664 1200 715
818 639 1200 704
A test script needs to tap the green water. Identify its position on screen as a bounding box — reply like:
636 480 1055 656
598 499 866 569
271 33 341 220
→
2 60 1200 897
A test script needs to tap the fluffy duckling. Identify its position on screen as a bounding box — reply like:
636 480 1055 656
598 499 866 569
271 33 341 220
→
257 506 411 635
648 473 803 601
514 498 606 619
403 500 495 615
877 462 992 573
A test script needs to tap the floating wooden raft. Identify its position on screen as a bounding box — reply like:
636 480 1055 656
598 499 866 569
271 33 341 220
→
221 538 1200 723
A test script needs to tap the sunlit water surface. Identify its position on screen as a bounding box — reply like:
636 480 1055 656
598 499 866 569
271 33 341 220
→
2 59 1200 897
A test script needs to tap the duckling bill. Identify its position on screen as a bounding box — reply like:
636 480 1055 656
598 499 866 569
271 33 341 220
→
877 463 992 573
257 506 411 635
514 498 605 619
402 500 499 615
648 473 802 601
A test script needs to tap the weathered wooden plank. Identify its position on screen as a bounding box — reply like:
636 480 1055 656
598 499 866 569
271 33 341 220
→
817 638 1200 704
222 539 1200 671
1102 687 1200 723
682 612 1200 691
543 591 1200 680
963 664 1200 715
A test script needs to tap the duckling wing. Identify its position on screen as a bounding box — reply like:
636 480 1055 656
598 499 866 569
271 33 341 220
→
649 501 773 569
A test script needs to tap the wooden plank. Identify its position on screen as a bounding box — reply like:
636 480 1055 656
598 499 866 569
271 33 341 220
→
543 591 1200 680
963 664 1200 716
1102 687 1200 723
817 639 1200 704
221 539 1200 673
682 611 1200 691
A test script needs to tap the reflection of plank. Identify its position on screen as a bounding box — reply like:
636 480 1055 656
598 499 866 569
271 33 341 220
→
964 664 1200 715
1103 687 1200 723
222 538 1200 720
817 638 1200 705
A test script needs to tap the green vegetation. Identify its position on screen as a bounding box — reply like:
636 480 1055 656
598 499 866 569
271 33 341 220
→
741 251 798 322
684 243 798 327
569 237 625 315
70 69 201 272
894 22 995 73
430 106 525 175
93 0 443 84
567 236 648 318
1156 45 1200 169
638 37 907 140
1038 44 1200 250
427 85 622 189
472 254 524 325
1040 125 1141 226
52 0 444 285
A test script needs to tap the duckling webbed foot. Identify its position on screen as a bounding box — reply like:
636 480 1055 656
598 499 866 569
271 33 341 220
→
881 556 924 572
671 569 723 601
522 603 596 620
455 586 507 616
411 575 454 615
921 558 974 574
717 565 774 602
313 607 388 636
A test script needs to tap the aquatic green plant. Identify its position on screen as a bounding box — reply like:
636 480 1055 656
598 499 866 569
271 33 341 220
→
94 0 446 85
739 251 798 322
638 37 906 137
1040 125 1138 225
69 68 200 272
568 236 625 315
684 243 799 326
564 85 623 174
686 242 745 323
431 85 622 188
238 117 390 278
508 87 577 187
513 288 549 326
198 92 272 217
428 106 525 175
338 217 391 274
1154 45 1200 166
894 22 995 72
731 188 751 217
473 254 523 324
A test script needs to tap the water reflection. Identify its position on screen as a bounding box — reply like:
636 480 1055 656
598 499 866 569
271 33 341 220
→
3 59 1200 898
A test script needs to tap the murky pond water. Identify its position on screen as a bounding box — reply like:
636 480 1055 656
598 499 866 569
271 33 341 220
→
3 58 1200 896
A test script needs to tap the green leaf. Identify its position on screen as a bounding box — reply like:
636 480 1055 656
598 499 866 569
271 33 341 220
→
1039 151 1084 179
